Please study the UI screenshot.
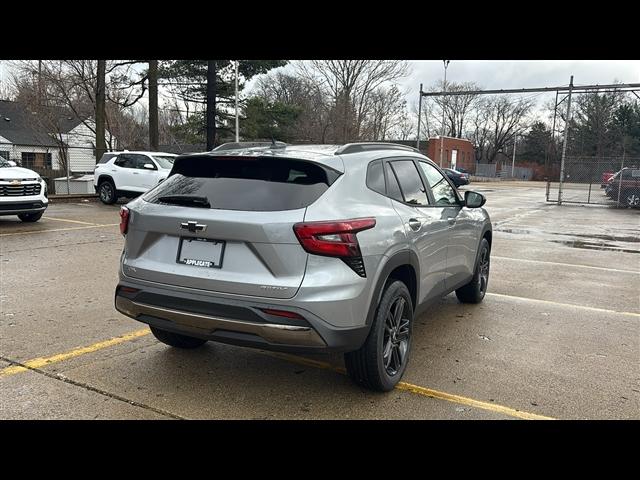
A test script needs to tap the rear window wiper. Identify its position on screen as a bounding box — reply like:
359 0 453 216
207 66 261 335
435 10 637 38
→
157 195 211 208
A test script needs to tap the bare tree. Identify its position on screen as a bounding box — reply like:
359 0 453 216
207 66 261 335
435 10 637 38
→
424 81 481 138
256 72 332 142
467 96 533 163
297 60 409 142
360 85 405 140
10 60 147 151
395 109 416 141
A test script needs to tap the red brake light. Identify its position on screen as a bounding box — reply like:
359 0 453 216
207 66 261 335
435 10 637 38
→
293 218 376 258
119 206 129 235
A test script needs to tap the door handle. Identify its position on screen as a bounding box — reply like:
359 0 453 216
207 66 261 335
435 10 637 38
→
132 172 139 175
447 217 457 225
408 219 422 231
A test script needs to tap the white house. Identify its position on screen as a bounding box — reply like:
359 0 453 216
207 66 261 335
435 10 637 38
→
0 100 116 174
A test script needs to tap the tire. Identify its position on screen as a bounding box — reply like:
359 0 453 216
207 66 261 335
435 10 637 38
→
18 211 43 222
621 189 640 208
98 179 117 204
150 326 207 349
344 280 413 392
456 238 490 304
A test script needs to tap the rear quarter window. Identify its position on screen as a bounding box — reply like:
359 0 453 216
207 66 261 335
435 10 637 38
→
98 153 117 164
366 159 386 195
144 156 341 211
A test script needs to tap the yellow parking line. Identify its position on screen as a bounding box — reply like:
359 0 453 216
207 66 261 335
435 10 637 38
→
395 383 554 420
265 352 554 420
43 216 98 226
0 329 150 378
0 223 119 237
1 326 554 419
486 292 640 317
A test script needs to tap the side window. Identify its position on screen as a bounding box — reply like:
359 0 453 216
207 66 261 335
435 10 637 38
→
384 162 404 203
366 160 385 195
419 161 458 207
114 154 133 168
390 160 429 206
132 154 154 170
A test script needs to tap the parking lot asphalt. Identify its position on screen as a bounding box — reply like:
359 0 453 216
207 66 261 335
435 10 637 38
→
1 183 639 419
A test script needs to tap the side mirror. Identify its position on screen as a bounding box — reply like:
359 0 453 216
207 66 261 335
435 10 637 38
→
143 163 156 170
8 160 17 167
465 190 486 208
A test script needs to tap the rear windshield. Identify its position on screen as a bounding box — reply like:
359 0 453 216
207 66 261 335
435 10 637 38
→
143 156 341 211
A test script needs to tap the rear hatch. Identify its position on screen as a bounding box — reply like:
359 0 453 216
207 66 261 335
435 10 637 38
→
122 154 341 299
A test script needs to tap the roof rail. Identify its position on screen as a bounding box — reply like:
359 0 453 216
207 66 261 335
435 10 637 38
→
212 141 287 151
334 142 420 155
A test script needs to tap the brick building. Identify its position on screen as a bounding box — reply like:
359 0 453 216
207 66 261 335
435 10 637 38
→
385 137 476 172
425 136 475 172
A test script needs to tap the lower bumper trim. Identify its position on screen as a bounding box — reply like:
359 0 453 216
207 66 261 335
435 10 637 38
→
115 295 326 348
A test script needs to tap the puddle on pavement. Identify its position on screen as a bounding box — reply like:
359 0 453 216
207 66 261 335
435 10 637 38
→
548 232 640 243
495 227 533 235
496 228 640 244
549 240 640 254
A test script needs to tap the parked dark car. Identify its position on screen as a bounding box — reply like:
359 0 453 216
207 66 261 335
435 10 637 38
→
604 167 640 207
443 168 470 187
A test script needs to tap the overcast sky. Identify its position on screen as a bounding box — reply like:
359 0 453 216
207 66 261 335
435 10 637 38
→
246 59 640 108
2 60 639 109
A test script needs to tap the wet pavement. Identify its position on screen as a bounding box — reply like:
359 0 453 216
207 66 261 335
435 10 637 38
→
1 183 639 419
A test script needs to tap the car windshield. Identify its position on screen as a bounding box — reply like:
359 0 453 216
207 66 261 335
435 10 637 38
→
0 158 11 168
152 155 176 169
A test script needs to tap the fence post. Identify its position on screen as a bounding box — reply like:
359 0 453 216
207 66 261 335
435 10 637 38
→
617 149 626 207
558 75 574 206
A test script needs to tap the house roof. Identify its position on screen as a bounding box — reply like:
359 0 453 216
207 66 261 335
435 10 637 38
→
0 100 85 147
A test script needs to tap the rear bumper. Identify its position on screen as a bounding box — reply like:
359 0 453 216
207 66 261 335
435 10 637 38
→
114 281 370 354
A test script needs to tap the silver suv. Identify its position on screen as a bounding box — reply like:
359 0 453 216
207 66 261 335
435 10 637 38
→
115 142 492 391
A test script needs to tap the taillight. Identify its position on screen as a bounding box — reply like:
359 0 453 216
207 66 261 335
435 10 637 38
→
293 218 375 277
119 206 129 235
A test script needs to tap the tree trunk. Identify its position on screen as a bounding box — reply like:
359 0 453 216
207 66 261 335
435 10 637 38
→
95 60 106 163
206 60 217 150
148 60 159 151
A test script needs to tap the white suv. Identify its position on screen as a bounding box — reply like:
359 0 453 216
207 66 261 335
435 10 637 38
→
0 158 48 222
94 151 178 204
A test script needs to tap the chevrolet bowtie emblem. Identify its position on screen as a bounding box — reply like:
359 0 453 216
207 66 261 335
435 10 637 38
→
10 179 21 185
180 221 207 233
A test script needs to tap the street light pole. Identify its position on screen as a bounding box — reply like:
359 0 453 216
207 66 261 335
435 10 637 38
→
439 60 450 167
416 83 423 150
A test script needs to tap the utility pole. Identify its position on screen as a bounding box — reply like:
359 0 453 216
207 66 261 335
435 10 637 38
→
206 61 217 151
439 60 450 167
148 60 159 151
235 60 239 143
95 60 106 162
416 83 423 151
558 75 574 205
37 60 42 105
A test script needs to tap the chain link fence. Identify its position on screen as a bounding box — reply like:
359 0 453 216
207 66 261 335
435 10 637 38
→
0 142 98 194
546 156 640 207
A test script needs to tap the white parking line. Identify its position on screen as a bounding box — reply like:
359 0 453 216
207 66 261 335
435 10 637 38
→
486 292 640 317
492 256 640 275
